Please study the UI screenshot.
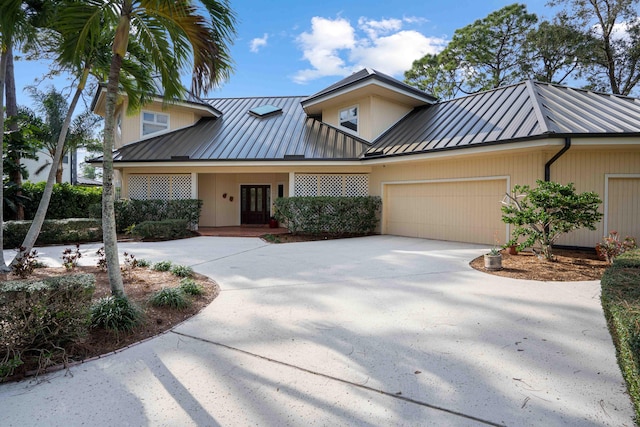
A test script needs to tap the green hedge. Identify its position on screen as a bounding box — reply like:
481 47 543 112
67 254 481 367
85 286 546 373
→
274 196 382 235
6 182 103 220
601 249 640 421
130 219 192 241
113 199 203 233
3 218 103 249
0 274 95 380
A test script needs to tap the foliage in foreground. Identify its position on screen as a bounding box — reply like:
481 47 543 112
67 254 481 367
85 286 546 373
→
90 296 142 332
179 278 204 296
149 287 190 309
502 180 603 260
0 274 96 380
601 249 640 421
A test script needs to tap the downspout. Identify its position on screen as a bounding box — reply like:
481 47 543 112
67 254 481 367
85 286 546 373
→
544 137 571 181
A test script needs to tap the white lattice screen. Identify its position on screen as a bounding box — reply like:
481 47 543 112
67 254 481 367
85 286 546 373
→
128 174 192 200
294 174 368 197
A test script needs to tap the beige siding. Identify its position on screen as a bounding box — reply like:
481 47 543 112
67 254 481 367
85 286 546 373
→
384 179 508 244
120 103 197 146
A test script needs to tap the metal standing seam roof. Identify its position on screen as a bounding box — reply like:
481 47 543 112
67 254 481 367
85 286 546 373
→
367 80 640 158
111 96 371 162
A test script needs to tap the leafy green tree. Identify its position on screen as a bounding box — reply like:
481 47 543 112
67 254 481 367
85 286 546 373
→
549 0 640 95
405 3 537 98
525 16 597 84
502 180 603 261
59 0 236 297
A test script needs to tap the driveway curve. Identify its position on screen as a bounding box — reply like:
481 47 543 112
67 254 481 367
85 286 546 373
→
0 236 634 426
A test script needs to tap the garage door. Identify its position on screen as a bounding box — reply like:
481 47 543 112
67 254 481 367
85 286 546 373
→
607 177 640 238
383 179 507 244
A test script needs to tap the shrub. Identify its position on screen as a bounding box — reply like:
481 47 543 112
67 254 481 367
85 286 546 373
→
0 274 95 379
130 219 191 241
90 296 142 332
62 244 82 271
274 196 382 236
171 264 194 278
137 259 151 268
149 288 190 309
9 182 102 220
3 218 102 249
601 249 640 420
597 232 638 264
179 278 204 296
11 247 39 279
153 261 172 272
502 180 603 260
114 199 203 232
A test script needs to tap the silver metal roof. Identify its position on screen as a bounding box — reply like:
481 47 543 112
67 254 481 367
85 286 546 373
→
112 96 371 162
367 81 640 157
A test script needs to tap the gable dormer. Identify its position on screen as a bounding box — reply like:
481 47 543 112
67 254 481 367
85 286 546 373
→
301 68 437 142
90 85 221 148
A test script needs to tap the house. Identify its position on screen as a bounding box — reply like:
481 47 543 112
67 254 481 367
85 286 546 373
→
90 69 640 248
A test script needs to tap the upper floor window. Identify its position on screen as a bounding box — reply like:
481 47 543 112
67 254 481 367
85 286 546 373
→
339 105 358 132
142 111 169 136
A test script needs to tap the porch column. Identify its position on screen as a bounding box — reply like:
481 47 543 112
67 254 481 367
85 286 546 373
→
191 172 198 198
288 172 295 196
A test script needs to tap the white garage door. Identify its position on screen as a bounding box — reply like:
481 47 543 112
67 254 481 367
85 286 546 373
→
607 177 640 239
383 179 507 245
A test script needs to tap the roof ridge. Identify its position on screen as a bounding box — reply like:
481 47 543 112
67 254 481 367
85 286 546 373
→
525 80 552 134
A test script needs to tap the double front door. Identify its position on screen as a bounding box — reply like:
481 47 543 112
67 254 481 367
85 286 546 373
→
241 185 270 225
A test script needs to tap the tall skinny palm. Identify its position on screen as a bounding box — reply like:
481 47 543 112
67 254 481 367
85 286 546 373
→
62 0 235 296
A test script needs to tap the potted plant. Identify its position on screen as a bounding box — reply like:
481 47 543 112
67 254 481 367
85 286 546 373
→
504 240 519 255
269 216 279 228
484 246 503 271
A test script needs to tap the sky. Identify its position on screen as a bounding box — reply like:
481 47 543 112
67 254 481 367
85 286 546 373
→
13 0 558 110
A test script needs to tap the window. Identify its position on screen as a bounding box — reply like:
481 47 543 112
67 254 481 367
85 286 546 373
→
142 111 169 136
339 105 358 132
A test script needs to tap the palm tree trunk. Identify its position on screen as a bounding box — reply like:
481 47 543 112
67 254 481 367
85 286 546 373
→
12 68 90 265
5 47 24 220
103 5 130 296
0 49 10 272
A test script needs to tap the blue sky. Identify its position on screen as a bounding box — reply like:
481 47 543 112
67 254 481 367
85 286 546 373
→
13 0 556 109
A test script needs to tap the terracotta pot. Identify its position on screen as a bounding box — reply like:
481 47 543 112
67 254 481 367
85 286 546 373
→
506 245 518 255
484 253 503 271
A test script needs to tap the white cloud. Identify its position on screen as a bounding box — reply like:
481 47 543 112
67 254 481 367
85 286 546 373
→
293 15 446 84
249 33 269 53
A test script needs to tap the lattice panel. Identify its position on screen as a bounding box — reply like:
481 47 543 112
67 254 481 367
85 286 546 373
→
294 174 369 197
345 174 368 196
294 174 318 197
319 175 343 196
171 175 192 199
127 174 192 200
149 175 170 200
128 175 148 200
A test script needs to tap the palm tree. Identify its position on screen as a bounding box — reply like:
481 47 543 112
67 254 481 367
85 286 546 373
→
59 0 236 296
0 0 39 271
12 1 159 266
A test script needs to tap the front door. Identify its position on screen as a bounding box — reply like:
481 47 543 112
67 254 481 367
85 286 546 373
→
241 185 270 224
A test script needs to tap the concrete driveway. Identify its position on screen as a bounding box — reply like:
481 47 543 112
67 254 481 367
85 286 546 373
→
0 236 634 426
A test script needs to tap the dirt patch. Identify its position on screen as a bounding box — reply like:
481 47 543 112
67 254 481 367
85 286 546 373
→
469 249 608 281
2 266 219 380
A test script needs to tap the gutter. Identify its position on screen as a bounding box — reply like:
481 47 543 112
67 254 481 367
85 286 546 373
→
544 137 571 181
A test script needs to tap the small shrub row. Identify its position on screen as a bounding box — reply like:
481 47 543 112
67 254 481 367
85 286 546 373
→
274 196 382 235
596 232 638 264
130 219 192 241
601 249 640 421
4 182 103 221
111 199 203 232
148 278 204 309
0 274 96 380
3 219 102 249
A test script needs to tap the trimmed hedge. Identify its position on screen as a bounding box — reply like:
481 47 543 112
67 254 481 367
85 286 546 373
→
6 182 103 220
274 196 382 235
601 249 640 421
130 219 192 241
3 218 102 249
113 199 203 232
0 274 96 379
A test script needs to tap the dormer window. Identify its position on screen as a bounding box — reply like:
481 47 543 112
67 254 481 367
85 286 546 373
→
142 111 169 137
339 105 358 132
